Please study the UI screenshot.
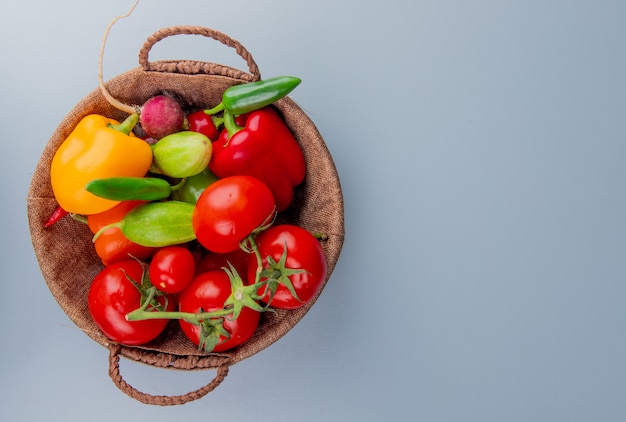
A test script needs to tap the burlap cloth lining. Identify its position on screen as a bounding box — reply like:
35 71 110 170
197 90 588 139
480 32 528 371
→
26 26 344 405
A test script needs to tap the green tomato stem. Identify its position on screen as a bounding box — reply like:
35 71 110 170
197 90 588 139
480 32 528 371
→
126 232 267 324
125 217 298 327
243 233 264 286
125 307 233 323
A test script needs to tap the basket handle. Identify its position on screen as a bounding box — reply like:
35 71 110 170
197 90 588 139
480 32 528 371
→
138 25 262 81
108 343 230 406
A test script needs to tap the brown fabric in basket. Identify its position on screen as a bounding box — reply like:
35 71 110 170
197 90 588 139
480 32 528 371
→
27 64 344 370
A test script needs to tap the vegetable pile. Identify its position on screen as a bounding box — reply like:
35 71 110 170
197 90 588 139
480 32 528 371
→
46 75 329 353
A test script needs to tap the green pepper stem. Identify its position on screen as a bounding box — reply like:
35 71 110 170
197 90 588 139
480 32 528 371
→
223 110 243 139
108 113 139 135
204 103 225 115
212 115 225 129
170 178 187 192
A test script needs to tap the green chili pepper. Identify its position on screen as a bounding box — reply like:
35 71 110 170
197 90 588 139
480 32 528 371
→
205 76 301 116
94 200 196 247
85 176 180 201
170 168 219 204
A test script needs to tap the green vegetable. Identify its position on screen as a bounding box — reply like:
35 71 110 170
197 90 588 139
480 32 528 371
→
170 168 219 204
93 201 196 247
85 176 178 201
151 131 212 178
205 76 301 116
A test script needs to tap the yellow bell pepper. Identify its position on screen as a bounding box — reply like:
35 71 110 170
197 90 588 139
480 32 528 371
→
50 113 153 215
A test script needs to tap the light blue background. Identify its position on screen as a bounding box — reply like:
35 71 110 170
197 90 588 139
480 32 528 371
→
2 0 625 420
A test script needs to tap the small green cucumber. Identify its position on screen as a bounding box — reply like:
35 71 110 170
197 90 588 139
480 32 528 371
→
120 200 196 247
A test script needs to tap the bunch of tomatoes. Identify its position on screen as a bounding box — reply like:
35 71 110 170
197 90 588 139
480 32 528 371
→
89 218 327 353
48 77 328 353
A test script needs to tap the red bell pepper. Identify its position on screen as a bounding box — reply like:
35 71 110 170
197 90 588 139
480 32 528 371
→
208 107 306 211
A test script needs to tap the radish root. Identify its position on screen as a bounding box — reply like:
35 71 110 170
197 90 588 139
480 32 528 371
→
98 1 140 115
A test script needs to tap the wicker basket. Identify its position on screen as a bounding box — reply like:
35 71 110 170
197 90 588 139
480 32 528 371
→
26 26 344 405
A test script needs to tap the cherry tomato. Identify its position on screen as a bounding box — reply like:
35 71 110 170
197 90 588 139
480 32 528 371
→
149 245 196 294
88 259 173 345
179 270 260 352
248 224 327 310
187 110 220 141
192 175 275 254
196 248 251 279
87 200 156 266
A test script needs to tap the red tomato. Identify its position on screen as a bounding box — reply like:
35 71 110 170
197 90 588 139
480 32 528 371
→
248 224 327 310
187 110 220 141
149 246 196 294
196 248 251 279
88 259 173 345
192 175 275 254
178 270 260 352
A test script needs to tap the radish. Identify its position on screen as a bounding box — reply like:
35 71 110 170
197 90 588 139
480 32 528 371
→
139 94 185 139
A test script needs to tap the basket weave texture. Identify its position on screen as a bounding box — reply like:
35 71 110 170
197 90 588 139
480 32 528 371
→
26 26 344 405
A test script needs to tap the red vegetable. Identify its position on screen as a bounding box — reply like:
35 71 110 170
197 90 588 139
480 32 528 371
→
178 270 260 352
149 245 196 294
249 224 327 310
192 175 276 254
87 200 156 266
43 205 69 227
140 94 185 139
196 248 251 279
209 107 306 211
88 259 173 345
187 110 220 141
